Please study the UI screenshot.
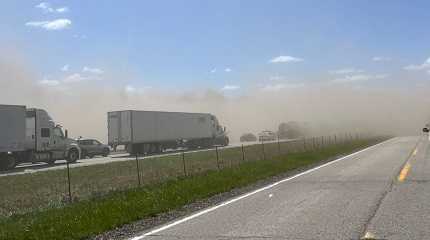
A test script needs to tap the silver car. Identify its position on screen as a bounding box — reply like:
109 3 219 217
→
77 139 110 158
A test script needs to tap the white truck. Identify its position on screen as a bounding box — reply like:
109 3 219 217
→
0 105 81 170
108 110 229 154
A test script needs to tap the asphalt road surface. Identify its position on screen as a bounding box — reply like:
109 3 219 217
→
131 136 430 240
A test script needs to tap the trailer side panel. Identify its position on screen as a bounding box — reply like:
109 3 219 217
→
131 111 214 143
0 105 26 153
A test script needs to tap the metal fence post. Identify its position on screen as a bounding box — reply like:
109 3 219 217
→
262 141 266 160
135 154 141 187
182 150 187 176
66 162 72 203
334 135 337 145
312 137 316 150
215 146 220 170
241 144 245 163
277 135 281 155
303 138 307 151
321 136 324 147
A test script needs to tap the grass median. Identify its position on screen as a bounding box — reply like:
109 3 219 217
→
0 138 385 240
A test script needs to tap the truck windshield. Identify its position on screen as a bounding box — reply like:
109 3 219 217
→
53 128 64 138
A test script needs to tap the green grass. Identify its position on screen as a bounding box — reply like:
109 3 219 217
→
0 138 385 240
0 139 311 217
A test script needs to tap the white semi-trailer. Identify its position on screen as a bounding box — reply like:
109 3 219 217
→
0 105 81 170
108 110 229 154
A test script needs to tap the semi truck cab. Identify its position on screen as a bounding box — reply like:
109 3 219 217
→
210 115 229 146
0 106 80 171
24 108 80 164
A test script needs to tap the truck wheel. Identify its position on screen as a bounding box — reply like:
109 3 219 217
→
102 148 110 157
81 150 87 159
0 155 16 171
67 149 79 163
46 159 56 165
223 137 229 146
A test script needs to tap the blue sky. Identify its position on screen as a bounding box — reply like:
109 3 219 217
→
2 0 430 92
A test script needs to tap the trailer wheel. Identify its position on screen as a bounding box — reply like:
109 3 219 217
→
0 154 16 171
46 159 56 165
46 153 55 165
67 149 79 163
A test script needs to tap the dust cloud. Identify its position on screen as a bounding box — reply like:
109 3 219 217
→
1 53 429 143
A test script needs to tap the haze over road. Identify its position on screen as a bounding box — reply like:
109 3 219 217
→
134 136 430 240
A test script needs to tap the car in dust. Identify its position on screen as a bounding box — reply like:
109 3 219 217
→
258 130 277 142
240 133 257 142
77 139 110 158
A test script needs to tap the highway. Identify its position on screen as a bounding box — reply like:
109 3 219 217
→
131 136 430 240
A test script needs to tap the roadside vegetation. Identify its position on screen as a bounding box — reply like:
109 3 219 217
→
0 138 315 216
0 137 385 240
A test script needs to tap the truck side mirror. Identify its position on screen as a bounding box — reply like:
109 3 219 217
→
65 129 68 138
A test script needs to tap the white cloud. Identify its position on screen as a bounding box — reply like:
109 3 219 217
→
329 68 364 75
210 68 217 73
55 7 68 13
83 66 104 74
26 19 72 31
63 73 89 83
35 2 52 11
222 85 240 90
261 83 304 92
404 58 430 71
38 69 102 87
269 55 303 63
331 74 388 83
61 64 69 72
38 79 60 86
224 68 232 72
35 2 68 13
124 85 152 94
372 56 391 62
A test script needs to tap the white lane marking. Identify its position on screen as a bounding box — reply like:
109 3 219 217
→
130 138 394 240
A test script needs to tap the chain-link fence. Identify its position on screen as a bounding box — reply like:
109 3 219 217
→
0 133 375 218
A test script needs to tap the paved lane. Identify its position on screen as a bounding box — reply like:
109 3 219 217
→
133 137 420 240
365 137 430 240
